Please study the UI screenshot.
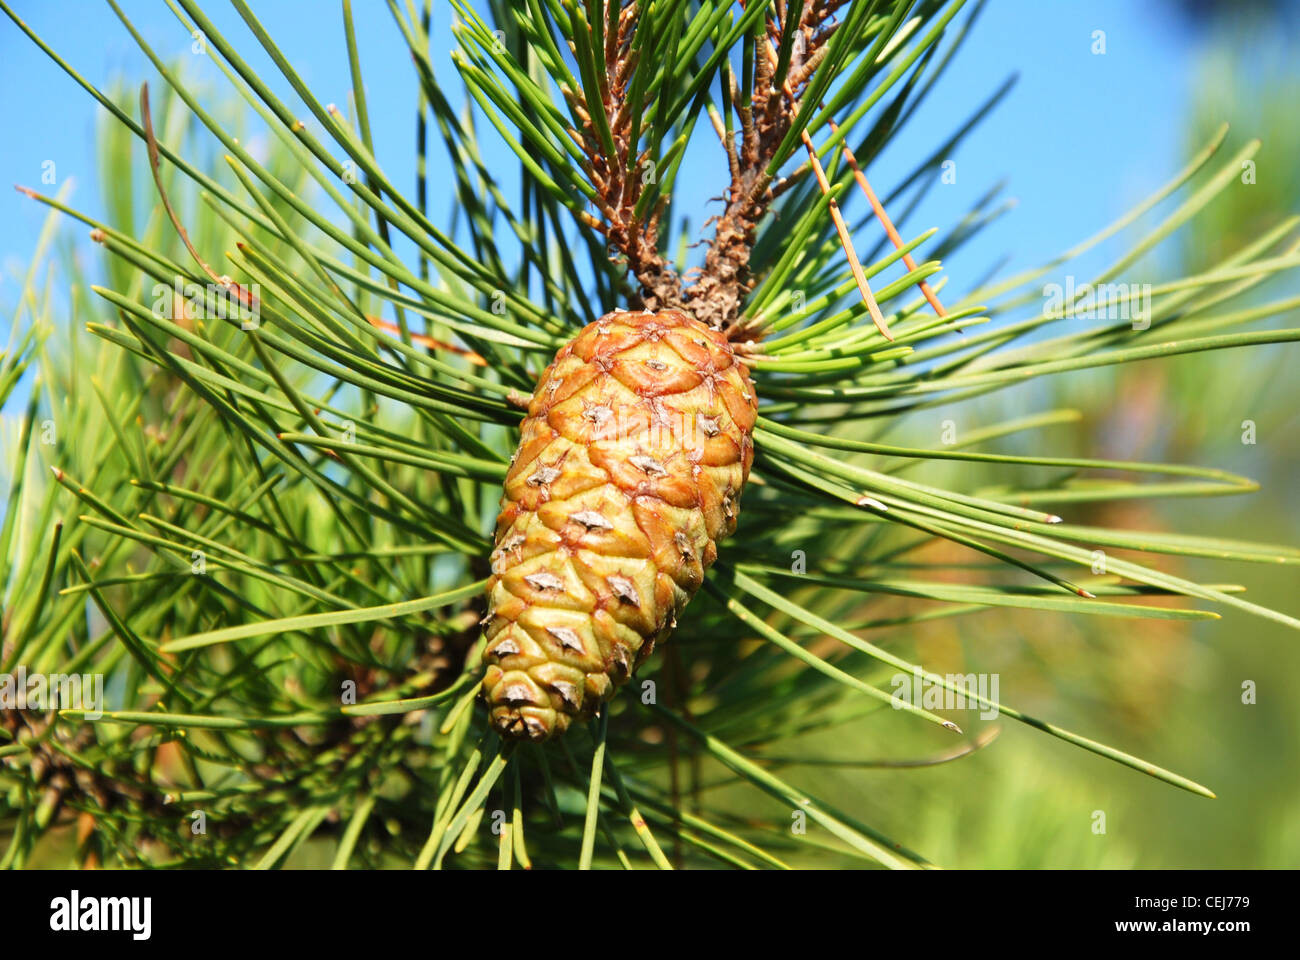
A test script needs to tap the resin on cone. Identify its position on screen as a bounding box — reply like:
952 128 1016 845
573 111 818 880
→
481 309 757 740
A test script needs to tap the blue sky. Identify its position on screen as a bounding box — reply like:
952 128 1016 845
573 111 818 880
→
0 1 1273 326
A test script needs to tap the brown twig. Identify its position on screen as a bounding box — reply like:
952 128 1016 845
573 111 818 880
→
365 316 487 365
826 117 948 319
566 2 685 312
139 83 258 314
758 30 894 340
681 0 825 331
797 126 892 339
579 1 922 343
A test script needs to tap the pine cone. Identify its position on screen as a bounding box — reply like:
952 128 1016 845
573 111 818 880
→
481 309 757 740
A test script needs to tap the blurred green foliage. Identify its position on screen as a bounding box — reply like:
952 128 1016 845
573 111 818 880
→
857 26 1300 868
